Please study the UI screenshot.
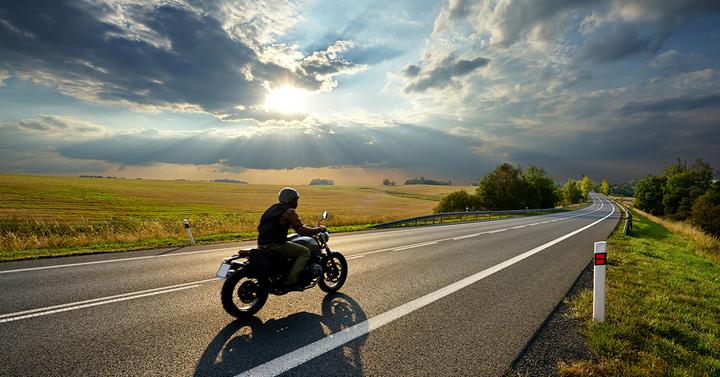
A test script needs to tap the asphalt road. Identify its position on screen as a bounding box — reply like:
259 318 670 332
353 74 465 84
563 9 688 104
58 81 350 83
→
0 193 619 377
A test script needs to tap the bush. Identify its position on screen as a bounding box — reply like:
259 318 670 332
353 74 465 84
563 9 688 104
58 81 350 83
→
434 190 475 213
691 184 720 237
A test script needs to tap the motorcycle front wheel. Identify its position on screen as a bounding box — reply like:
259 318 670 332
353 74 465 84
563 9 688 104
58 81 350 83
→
319 252 348 293
221 269 269 318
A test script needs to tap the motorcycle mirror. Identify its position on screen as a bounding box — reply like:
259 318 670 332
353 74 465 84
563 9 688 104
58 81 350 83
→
318 211 328 226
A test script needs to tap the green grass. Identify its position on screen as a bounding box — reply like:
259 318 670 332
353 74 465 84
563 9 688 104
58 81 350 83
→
561 210 720 376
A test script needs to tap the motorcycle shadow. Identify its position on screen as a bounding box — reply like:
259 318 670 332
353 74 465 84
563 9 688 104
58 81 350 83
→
194 293 368 377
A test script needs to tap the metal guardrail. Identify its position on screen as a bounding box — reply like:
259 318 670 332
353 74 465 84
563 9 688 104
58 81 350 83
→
367 207 565 229
614 200 633 235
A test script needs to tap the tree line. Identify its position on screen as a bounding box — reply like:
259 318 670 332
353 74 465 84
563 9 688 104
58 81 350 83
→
634 159 719 236
434 163 596 213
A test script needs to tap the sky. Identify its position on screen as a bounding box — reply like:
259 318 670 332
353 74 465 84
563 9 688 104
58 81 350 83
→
0 0 719 185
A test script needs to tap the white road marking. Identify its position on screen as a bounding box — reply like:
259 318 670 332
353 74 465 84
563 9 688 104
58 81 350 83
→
392 241 438 251
0 247 239 275
451 233 481 241
234 196 615 377
0 278 218 323
0 196 611 324
343 197 604 260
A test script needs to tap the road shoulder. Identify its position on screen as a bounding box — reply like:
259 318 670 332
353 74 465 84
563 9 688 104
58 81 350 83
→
509 262 595 376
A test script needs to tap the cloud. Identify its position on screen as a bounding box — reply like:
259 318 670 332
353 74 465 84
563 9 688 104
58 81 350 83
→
2 115 106 137
0 0 364 121
52 123 496 177
297 40 368 91
577 23 659 62
434 0 587 47
619 93 720 115
404 56 490 93
403 65 421 77
0 116 498 180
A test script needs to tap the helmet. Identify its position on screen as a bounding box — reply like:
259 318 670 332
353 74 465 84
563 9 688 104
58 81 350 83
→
278 187 299 208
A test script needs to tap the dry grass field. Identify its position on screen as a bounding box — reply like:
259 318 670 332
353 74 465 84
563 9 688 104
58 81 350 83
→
0 174 470 260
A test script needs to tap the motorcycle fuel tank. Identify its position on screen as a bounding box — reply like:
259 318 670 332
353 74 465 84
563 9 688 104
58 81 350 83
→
292 236 319 252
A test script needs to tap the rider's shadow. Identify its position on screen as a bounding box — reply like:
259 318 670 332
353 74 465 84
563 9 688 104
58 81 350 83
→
194 293 367 377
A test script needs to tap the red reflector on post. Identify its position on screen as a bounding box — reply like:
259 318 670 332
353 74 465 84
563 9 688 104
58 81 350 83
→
594 253 606 265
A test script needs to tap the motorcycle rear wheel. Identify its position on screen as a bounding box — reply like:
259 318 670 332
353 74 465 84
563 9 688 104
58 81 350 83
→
221 270 268 318
319 252 348 293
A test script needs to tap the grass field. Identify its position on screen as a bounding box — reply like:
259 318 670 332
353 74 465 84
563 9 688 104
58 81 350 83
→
0 174 470 260
560 208 720 376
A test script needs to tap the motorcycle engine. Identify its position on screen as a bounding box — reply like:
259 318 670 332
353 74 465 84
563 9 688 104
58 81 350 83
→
307 263 323 278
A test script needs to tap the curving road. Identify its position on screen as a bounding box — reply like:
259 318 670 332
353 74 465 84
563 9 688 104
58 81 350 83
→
0 193 619 376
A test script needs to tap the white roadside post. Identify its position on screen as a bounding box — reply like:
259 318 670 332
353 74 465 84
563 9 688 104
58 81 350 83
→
593 241 607 322
183 218 195 245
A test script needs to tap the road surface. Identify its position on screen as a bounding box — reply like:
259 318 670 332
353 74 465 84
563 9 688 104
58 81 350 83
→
0 193 619 376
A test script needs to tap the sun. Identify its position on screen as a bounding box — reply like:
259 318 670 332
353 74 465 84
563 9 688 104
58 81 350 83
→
264 86 310 114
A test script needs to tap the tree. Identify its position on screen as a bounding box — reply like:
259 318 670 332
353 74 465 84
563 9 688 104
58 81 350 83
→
661 159 713 220
434 190 476 213
577 176 594 199
563 179 582 204
634 175 666 216
382 178 396 186
691 182 720 237
309 178 334 186
476 163 527 210
522 165 559 208
600 178 610 196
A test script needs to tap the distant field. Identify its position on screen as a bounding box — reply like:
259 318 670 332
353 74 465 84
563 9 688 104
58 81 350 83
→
0 174 470 260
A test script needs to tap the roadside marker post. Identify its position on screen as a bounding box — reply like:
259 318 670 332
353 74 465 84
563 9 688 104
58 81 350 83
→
183 219 195 245
593 241 607 322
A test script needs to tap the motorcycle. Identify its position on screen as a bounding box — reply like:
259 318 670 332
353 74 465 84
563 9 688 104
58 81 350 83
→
216 211 348 318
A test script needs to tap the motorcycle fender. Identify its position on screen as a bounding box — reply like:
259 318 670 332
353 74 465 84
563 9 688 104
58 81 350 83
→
321 251 341 262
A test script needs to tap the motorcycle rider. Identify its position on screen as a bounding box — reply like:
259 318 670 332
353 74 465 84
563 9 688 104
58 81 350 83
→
257 187 326 290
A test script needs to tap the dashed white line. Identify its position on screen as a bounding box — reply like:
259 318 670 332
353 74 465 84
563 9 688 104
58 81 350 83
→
393 241 438 251
451 233 481 241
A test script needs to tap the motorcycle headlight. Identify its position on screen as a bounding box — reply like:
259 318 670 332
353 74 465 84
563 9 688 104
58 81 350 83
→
319 232 329 243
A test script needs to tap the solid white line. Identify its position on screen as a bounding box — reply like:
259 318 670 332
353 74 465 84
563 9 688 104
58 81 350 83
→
0 285 200 324
0 278 218 322
235 196 615 377
343 196 604 260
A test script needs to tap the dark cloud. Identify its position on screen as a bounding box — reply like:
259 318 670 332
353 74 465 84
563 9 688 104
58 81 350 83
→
0 1 362 120
50 124 496 179
404 56 489 93
435 0 590 46
577 1 720 62
619 93 720 115
578 24 660 62
403 64 421 77
447 0 474 21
